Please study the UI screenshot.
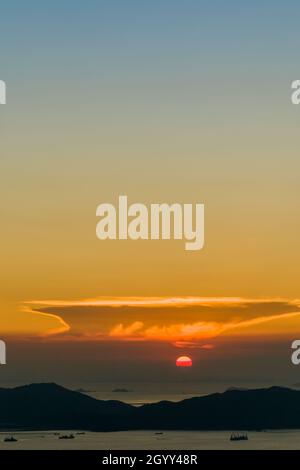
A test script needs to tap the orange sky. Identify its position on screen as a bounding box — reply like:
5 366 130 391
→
1 3 300 355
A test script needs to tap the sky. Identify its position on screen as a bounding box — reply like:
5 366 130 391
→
0 1 300 390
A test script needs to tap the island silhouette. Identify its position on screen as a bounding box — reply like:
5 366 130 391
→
0 383 299 432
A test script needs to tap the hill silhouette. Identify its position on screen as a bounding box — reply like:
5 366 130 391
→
1 383 300 431
0 383 133 431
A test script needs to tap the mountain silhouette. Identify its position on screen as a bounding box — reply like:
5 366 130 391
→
0 383 133 431
1 383 300 431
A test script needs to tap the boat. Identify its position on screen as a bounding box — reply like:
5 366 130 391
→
4 436 18 442
230 432 248 441
58 434 75 440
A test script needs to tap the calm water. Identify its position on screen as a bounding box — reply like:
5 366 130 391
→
1 430 300 450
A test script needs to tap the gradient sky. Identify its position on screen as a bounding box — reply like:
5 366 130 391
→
1 1 300 388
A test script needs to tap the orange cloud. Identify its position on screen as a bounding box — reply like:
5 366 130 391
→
143 321 223 341
109 321 144 339
18 296 300 347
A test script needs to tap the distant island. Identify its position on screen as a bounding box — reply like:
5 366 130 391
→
1 383 300 432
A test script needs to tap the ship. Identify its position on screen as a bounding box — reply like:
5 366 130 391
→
230 432 248 441
4 436 18 442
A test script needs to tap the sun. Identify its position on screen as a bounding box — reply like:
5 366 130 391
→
176 355 192 367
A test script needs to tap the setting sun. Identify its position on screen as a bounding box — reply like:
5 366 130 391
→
176 356 192 367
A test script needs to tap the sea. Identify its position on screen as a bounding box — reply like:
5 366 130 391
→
0 430 300 450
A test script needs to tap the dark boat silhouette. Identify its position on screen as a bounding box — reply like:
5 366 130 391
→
4 436 18 442
58 434 75 440
230 432 248 441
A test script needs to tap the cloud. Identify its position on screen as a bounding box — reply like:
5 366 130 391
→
109 321 144 338
143 321 223 341
20 296 300 347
